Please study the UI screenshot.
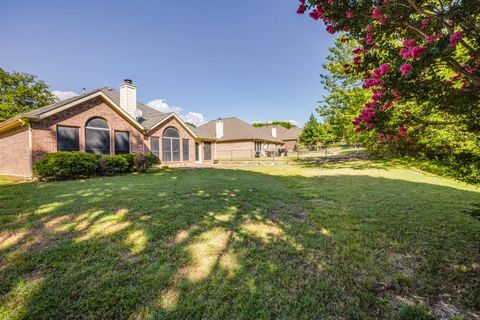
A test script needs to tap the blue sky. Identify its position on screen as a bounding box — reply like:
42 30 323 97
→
1 0 334 126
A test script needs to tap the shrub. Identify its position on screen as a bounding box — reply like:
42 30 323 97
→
134 154 160 172
34 152 98 180
34 152 161 181
97 155 130 176
119 153 136 172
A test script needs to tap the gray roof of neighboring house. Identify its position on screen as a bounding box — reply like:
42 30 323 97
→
2 87 215 139
257 125 302 141
198 117 283 143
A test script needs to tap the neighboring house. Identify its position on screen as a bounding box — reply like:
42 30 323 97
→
0 80 216 177
198 117 284 159
257 125 302 151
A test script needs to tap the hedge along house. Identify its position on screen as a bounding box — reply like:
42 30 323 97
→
0 80 216 178
198 117 284 159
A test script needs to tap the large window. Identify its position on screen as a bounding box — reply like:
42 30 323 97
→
115 131 130 154
182 139 189 161
204 142 212 160
57 126 80 151
162 127 180 162
86 118 110 154
151 137 160 158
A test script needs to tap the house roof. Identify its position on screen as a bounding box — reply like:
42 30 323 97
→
198 117 283 143
0 87 214 139
257 125 302 141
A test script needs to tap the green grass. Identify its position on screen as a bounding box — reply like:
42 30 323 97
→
0 161 479 319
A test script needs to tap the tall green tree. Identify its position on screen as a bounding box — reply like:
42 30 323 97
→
0 68 56 122
299 114 332 148
318 36 371 144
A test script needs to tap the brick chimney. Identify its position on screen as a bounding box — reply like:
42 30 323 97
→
119 79 137 118
272 127 277 138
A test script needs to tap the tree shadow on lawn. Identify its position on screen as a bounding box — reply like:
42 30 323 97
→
0 168 479 319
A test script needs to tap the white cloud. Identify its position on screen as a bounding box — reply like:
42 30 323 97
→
147 99 182 114
52 90 78 101
147 99 206 126
182 112 205 126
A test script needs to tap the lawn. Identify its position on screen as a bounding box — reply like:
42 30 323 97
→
0 161 479 319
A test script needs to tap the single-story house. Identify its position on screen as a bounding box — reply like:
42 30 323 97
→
0 80 216 178
198 118 284 159
257 125 302 151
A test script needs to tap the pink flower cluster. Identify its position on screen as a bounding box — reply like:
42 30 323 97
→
353 107 376 127
400 63 413 76
449 31 462 48
399 39 428 60
296 0 306 14
362 63 391 88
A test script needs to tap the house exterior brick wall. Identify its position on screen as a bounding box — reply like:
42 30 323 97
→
31 97 145 163
0 125 31 177
283 139 297 151
215 141 255 159
215 140 283 159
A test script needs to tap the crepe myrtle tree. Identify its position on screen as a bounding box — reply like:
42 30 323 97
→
296 0 480 144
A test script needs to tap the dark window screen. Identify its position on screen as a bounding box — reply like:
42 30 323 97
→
57 126 80 151
115 131 130 154
204 142 212 160
151 137 160 159
182 139 189 161
85 118 110 154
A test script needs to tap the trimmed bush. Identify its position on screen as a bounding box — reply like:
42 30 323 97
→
134 154 160 172
34 152 98 180
119 153 136 172
97 155 130 176
34 152 161 180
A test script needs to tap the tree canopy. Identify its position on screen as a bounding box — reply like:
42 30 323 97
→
297 0 480 140
298 114 333 147
252 121 296 129
0 68 56 122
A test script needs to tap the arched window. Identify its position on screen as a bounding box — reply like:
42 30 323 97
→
162 127 180 162
86 118 110 154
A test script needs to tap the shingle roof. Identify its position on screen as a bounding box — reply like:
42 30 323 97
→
198 118 283 143
98 88 171 130
257 125 302 141
1 87 214 139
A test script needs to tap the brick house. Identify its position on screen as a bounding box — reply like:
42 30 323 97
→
257 125 302 151
198 118 284 159
0 80 216 177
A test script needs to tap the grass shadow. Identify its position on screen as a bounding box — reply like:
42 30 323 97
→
0 165 479 319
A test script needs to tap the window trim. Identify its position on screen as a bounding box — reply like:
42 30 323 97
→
56 125 80 152
114 130 131 155
85 117 111 155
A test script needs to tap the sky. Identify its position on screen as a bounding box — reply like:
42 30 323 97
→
1 0 335 126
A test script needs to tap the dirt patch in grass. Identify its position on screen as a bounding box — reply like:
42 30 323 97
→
268 201 308 220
